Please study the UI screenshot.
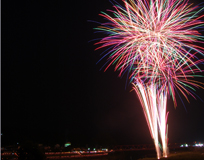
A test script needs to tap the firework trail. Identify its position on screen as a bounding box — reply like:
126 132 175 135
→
94 0 204 158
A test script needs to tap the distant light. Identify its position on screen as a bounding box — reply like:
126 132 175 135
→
64 142 71 147
93 148 96 151
1 133 2 136
180 144 188 147
88 148 90 150
195 143 203 147
102 148 108 151
17 142 19 145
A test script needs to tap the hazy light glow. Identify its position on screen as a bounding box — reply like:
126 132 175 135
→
64 142 71 147
194 143 204 147
94 0 204 159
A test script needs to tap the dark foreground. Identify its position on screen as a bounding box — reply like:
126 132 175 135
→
2 146 204 160
62 148 204 160
57 150 157 160
65 151 204 160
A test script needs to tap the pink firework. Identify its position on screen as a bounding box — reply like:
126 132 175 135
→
94 0 204 159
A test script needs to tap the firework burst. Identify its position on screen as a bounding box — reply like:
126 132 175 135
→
94 0 204 158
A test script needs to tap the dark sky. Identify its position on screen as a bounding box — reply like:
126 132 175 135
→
2 0 204 147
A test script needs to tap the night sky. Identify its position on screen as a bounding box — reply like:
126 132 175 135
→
2 0 204 147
